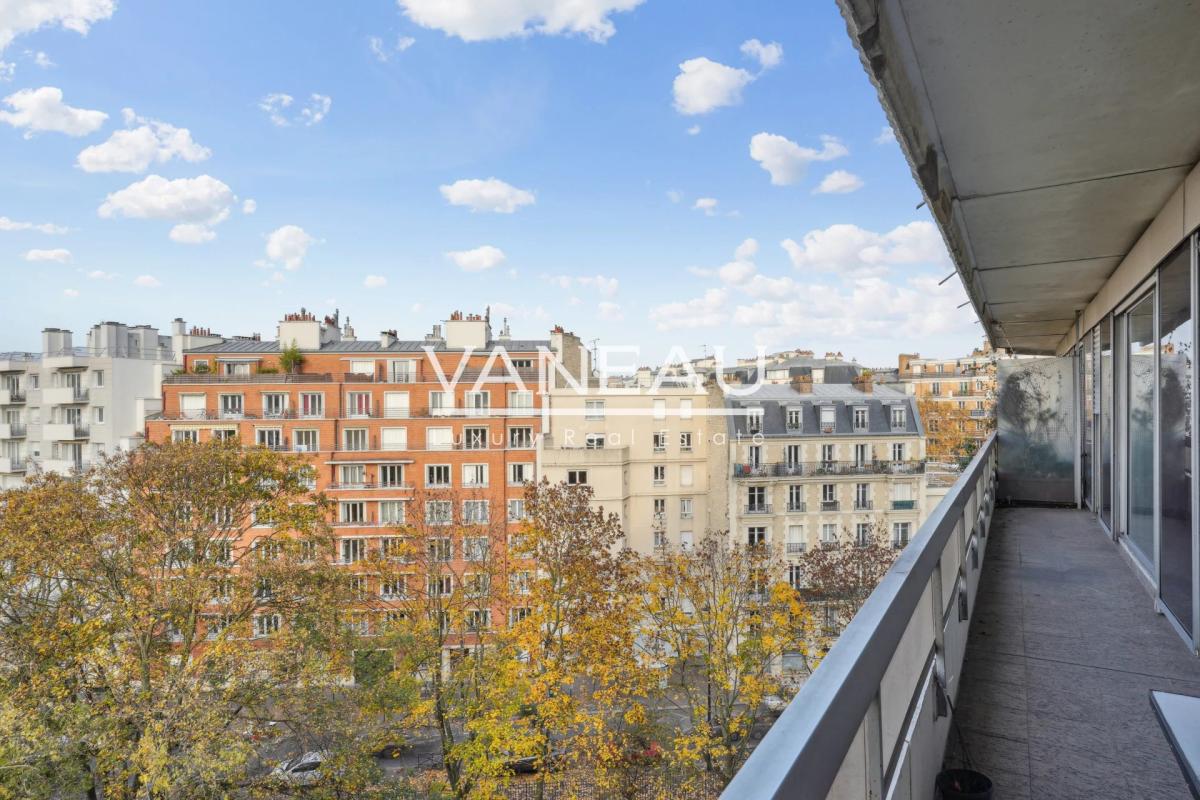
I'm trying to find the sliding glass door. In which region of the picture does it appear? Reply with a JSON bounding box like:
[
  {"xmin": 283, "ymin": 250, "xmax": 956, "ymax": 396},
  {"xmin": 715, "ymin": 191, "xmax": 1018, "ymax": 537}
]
[
  {"xmin": 1126, "ymin": 291, "xmax": 1156, "ymax": 569},
  {"xmin": 1100, "ymin": 318, "xmax": 1114, "ymax": 531},
  {"xmin": 1159, "ymin": 246, "xmax": 1192, "ymax": 635}
]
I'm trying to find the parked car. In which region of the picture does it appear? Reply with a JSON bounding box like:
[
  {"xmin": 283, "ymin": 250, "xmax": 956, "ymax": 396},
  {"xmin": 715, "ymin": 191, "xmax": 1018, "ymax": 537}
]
[
  {"xmin": 504, "ymin": 749, "xmax": 566, "ymax": 775},
  {"xmin": 762, "ymin": 694, "xmax": 790, "ymax": 716},
  {"xmin": 372, "ymin": 741, "xmax": 412, "ymax": 759},
  {"xmin": 270, "ymin": 751, "xmax": 326, "ymax": 785}
]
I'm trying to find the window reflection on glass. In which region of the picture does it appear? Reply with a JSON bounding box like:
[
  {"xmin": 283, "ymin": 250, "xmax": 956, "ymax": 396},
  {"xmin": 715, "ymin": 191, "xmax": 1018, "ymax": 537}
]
[
  {"xmin": 1158, "ymin": 246, "xmax": 1192, "ymax": 634},
  {"xmin": 1126, "ymin": 291, "xmax": 1156, "ymax": 568}
]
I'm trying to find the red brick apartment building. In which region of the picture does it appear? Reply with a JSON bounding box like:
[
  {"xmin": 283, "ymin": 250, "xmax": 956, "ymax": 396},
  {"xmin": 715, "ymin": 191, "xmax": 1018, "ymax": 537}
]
[{"xmin": 144, "ymin": 309, "xmax": 588, "ymax": 645}]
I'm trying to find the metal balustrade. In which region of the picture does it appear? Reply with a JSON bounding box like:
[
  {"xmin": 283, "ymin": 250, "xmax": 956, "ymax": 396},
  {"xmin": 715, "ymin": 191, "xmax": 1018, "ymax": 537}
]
[
  {"xmin": 722, "ymin": 433, "xmax": 996, "ymax": 800},
  {"xmin": 733, "ymin": 461, "xmax": 926, "ymax": 478}
]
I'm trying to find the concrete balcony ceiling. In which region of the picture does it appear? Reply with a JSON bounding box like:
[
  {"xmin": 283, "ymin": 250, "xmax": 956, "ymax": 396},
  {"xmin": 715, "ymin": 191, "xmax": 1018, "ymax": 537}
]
[{"xmin": 838, "ymin": 0, "xmax": 1200, "ymax": 353}]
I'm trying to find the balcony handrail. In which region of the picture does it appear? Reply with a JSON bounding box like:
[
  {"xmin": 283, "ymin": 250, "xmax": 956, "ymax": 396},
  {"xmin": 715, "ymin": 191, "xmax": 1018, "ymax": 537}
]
[
  {"xmin": 722, "ymin": 432, "xmax": 996, "ymax": 800},
  {"xmin": 733, "ymin": 460, "xmax": 926, "ymax": 478}
]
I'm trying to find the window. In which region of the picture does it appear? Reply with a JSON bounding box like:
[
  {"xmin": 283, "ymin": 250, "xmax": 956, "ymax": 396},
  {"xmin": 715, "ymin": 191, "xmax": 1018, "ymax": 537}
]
[
  {"xmin": 680, "ymin": 497, "xmax": 693, "ymax": 519},
  {"xmin": 427, "ymin": 464, "xmax": 451, "ymax": 487},
  {"xmin": 380, "ymin": 427, "xmax": 408, "ymax": 451},
  {"xmin": 381, "ymin": 577, "xmax": 408, "ymax": 599},
  {"xmin": 340, "ymin": 503, "xmax": 366, "ymax": 525},
  {"xmin": 508, "ymin": 427, "xmax": 533, "ymax": 448},
  {"xmin": 892, "ymin": 522, "xmax": 911, "ymax": 548},
  {"xmin": 748, "ymin": 444, "xmax": 762, "ymax": 468},
  {"xmin": 205, "ymin": 614, "xmax": 232, "ymax": 640},
  {"xmin": 347, "ymin": 392, "xmax": 372, "ymax": 417},
  {"xmin": 788, "ymin": 485, "xmax": 804, "ymax": 511},
  {"xmin": 855, "ymin": 523, "xmax": 871, "ymax": 547},
  {"xmin": 300, "ymin": 392, "xmax": 324, "ymax": 418},
  {"xmin": 890, "ymin": 405, "xmax": 906, "ymax": 429},
  {"xmin": 679, "ymin": 398, "xmax": 693, "ymax": 420},
  {"xmin": 819, "ymin": 405, "xmax": 836, "ymax": 433},
  {"xmin": 428, "ymin": 391, "xmax": 451, "ymax": 416},
  {"xmin": 680, "ymin": 431, "xmax": 693, "ymax": 451},
  {"xmin": 180, "ymin": 393, "xmax": 206, "ymax": 419},
  {"xmin": 254, "ymin": 614, "xmax": 281, "ymax": 639},
  {"xmin": 428, "ymin": 538, "xmax": 452, "ymax": 562},
  {"xmin": 746, "ymin": 408, "xmax": 763, "ymax": 434},
  {"xmin": 891, "ymin": 442, "xmax": 905, "ymax": 462},
  {"xmin": 854, "ymin": 443, "xmax": 869, "ymax": 465},
  {"xmin": 931, "ymin": 382, "xmax": 941, "ymax": 396},
  {"xmin": 380, "ymin": 537, "xmax": 409, "ymax": 562},
  {"xmin": 585, "ymin": 399, "xmax": 605, "ymax": 420},
  {"xmin": 463, "ymin": 500, "xmax": 489, "ymax": 523},
  {"xmin": 173, "ymin": 429, "xmax": 198, "ymax": 443},
  {"xmin": 468, "ymin": 609, "xmax": 491, "ymax": 631},
  {"xmin": 653, "ymin": 497, "xmax": 666, "ymax": 518},
  {"xmin": 654, "ymin": 529, "xmax": 667, "ymax": 549},
  {"xmin": 294, "ymin": 429, "xmax": 319, "ymax": 452},
  {"xmin": 653, "ymin": 432, "xmax": 667, "ymax": 452},
  {"xmin": 350, "ymin": 576, "xmax": 369, "ymax": 600},
  {"xmin": 92, "ymin": 369, "xmax": 104, "ymax": 387},
  {"xmin": 853, "ymin": 407, "xmax": 868, "ymax": 430},
  {"xmin": 821, "ymin": 444, "xmax": 834, "ymax": 465},
  {"xmin": 652, "ymin": 399, "xmax": 666, "ymax": 420},
  {"xmin": 219, "ymin": 394, "xmax": 244, "ymax": 419},
  {"xmin": 255, "ymin": 578, "xmax": 274, "ymax": 600},
  {"xmin": 426, "ymin": 427, "xmax": 452, "ymax": 450},
  {"xmin": 93, "ymin": 406, "xmax": 104, "ymax": 424},
  {"xmin": 680, "ymin": 530, "xmax": 694, "ymax": 550},
  {"xmin": 509, "ymin": 463, "xmax": 532, "ymax": 485},
  {"xmin": 340, "ymin": 464, "xmax": 366, "ymax": 487},
  {"xmin": 428, "ymin": 575, "xmax": 453, "ymax": 601},
  {"xmin": 510, "ymin": 571, "xmax": 531, "ymax": 595},
  {"xmin": 747, "ymin": 526, "xmax": 766, "ymax": 546},
  {"xmin": 653, "ymin": 465, "xmax": 666, "ymax": 485},
  {"xmin": 786, "ymin": 525, "xmax": 805, "ymax": 554},
  {"xmin": 382, "ymin": 391, "xmax": 411, "ymax": 420},
  {"xmin": 958, "ymin": 381, "xmax": 969, "ymax": 395},
  {"xmin": 747, "ymin": 485, "xmax": 767, "ymax": 512},
  {"xmin": 464, "ymin": 391, "xmax": 490, "ymax": 416},
  {"xmin": 508, "ymin": 390, "xmax": 533, "ymax": 412},
  {"xmin": 785, "ymin": 444, "xmax": 801, "ymax": 467},
  {"xmin": 680, "ymin": 464, "xmax": 694, "ymax": 487},
  {"xmin": 855, "ymin": 483, "xmax": 870, "ymax": 509},
  {"xmin": 787, "ymin": 565, "xmax": 805, "ymax": 590},
  {"xmin": 510, "ymin": 607, "xmax": 531, "ymax": 626},
  {"xmin": 585, "ymin": 433, "xmax": 606, "ymax": 449},
  {"xmin": 426, "ymin": 501, "xmax": 452, "ymax": 526},
  {"xmin": 462, "ymin": 463, "xmax": 488, "ymax": 487},
  {"xmin": 263, "ymin": 393, "xmax": 288, "ymax": 418},
  {"xmin": 464, "ymin": 537, "xmax": 489, "ymax": 562},
  {"xmin": 380, "ymin": 500, "xmax": 405, "ymax": 524},
  {"xmin": 511, "ymin": 358, "xmax": 532, "ymax": 369},
  {"xmin": 786, "ymin": 408, "xmax": 803, "ymax": 430},
  {"xmin": 379, "ymin": 464, "xmax": 405, "ymax": 487},
  {"xmin": 507, "ymin": 498, "xmax": 527, "ymax": 521},
  {"xmin": 463, "ymin": 426, "xmax": 488, "ymax": 449},
  {"xmin": 389, "ymin": 360, "xmax": 415, "ymax": 382},
  {"xmin": 821, "ymin": 524, "xmax": 837, "ymax": 544},
  {"xmin": 567, "ymin": 470, "xmax": 587, "ymax": 485},
  {"xmin": 343, "ymin": 428, "xmax": 368, "ymax": 451}
]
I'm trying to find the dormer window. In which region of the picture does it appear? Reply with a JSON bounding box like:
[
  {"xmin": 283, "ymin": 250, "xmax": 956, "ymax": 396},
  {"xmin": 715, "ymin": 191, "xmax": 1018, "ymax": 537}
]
[
  {"xmin": 890, "ymin": 406, "xmax": 907, "ymax": 429},
  {"xmin": 746, "ymin": 408, "xmax": 764, "ymax": 435},
  {"xmin": 819, "ymin": 406, "xmax": 836, "ymax": 434},
  {"xmin": 852, "ymin": 406, "xmax": 868, "ymax": 431},
  {"xmin": 786, "ymin": 408, "xmax": 802, "ymax": 431}
]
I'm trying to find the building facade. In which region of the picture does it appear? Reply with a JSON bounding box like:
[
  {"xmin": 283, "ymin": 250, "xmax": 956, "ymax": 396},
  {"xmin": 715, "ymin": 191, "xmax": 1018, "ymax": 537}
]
[
  {"xmin": 0, "ymin": 320, "xmax": 220, "ymax": 488},
  {"xmin": 890, "ymin": 344, "xmax": 996, "ymax": 458},
  {"xmin": 725, "ymin": 381, "xmax": 928, "ymax": 580},
  {"xmin": 538, "ymin": 380, "xmax": 729, "ymax": 554}
]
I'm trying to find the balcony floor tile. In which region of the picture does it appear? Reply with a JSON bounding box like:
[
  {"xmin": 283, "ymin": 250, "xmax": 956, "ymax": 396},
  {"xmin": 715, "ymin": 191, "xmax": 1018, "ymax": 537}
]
[{"xmin": 948, "ymin": 507, "xmax": 1200, "ymax": 800}]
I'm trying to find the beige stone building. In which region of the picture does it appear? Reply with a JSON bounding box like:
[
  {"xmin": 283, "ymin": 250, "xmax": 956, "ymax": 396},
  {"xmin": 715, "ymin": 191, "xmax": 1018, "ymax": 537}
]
[
  {"xmin": 537, "ymin": 380, "xmax": 728, "ymax": 554},
  {"xmin": 724, "ymin": 382, "xmax": 928, "ymax": 585}
]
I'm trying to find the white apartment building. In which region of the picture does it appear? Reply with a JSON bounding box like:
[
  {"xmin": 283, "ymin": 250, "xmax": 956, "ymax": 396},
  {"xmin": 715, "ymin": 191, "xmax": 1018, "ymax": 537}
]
[
  {"xmin": 538, "ymin": 380, "xmax": 729, "ymax": 554},
  {"xmin": 725, "ymin": 383, "xmax": 928, "ymax": 578},
  {"xmin": 0, "ymin": 320, "xmax": 222, "ymax": 487}
]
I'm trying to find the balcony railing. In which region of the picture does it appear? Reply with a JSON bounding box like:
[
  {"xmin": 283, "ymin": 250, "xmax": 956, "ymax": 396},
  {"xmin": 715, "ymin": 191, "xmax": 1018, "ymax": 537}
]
[
  {"xmin": 722, "ymin": 433, "xmax": 996, "ymax": 800},
  {"xmin": 853, "ymin": 500, "xmax": 874, "ymax": 510},
  {"xmin": 892, "ymin": 499, "xmax": 916, "ymax": 510},
  {"xmin": 0, "ymin": 390, "xmax": 25, "ymax": 403},
  {"xmin": 744, "ymin": 503, "xmax": 773, "ymax": 515},
  {"xmin": 733, "ymin": 460, "xmax": 925, "ymax": 478},
  {"xmin": 820, "ymin": 500, "xmax": 840, "ymax": 511},
  {"xmin": 0, "ymin": 423, "xmax": 26, "ymax": 438},
  {"xmin": 786, "ymin": 501, "xmax": 807, "ymax": 512},
  {"xmin": 785, "ymin": 542, "xmax": 806, "ymax": 555}
]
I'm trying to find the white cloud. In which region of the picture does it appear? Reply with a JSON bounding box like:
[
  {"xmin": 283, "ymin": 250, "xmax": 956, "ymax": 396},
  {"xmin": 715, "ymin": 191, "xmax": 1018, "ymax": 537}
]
[
  {"xmin": 77, "ymin": 108, "xmax": 210, "ymax": 173},
  {"xmin": 740, "ymin": 39, "xmax": 783, "ymax": 70},
  {"xmin": 446, "ymin": 245, "xmax": 506, "ymax": 272},
  {"xmin": 133, "ymin": 274, "xmax": 160, "ymax": 288},
  {"xmin": 0, "ymin": 86, "xmax": 105, "ymax": 137},
  {"xmin": 782, "ymin": 221, "xmax": 949, "ymax": 275},
  {"xmin": 397, "ymin": 35, "xmax": 416, "ymax": 51},
  {"xmin": 62, "ymin": 287, "xmax": 78, "ymax": 297},
  {"xmin": 666, "ymin": 189, "xmax": 682, "ymax": 203},
  {"xmin": 98, "ymin": 175, "xmax": 235, "ymax": 243},
  {"xmin": 24, "ymin": 247, "xmax": 70, "ymax": 262},
  {"xmin": 396, "ymin": 0, "xmax": 644, "ymax": 42},
  {"xmin": 734, "ymin": 238, "xmax": 758, "ymax": 261},
  {"xmin": 439, "ymin": 177, "xmax": 534, "ymax": 213},
  {"xmin": 242, "ymin": 198, "xmax": 256, "ymax": 214},
  {"xmin": 548, "ymin": 273, "xmax": 619, "ymax": 297},
  {"xmin": 364, "ymin": 274, "xmax": 388, "ymax": 288},
  {"xmin": 672, "ymin": 57, "xmax": 753, "ymax": 115},
  {"xmin": 0, "ymin": 1, "xmax": 115, "ymax": 56},
  {"xmin": 0, "ymin": 61, "xmax": 12, "ymax": 81},
  {"xmin": 86, "ymin": 269, "xmax": 113, "ymax": 279},
  {"xmin": 370, "ymin": 34, "xmax": 416, "ymax": 61},
  {"xmin": 30, "ymin": 50, "xmax": 54, "ymax": 68},
  {"xmin": 749, "ymin": 132, "xmax": 848, "ymax": 185},
  {"xmin": 259, "ymin": 93, "xmax": 331, "ymax": 127},
  {"xmin": 649, "ymin": 288, "xmax": 729, "ymax": 331},
  {"xmin": 489, "ymin": 301, "xmax": 549, "ymax": 321},
  {"xmin": 264, "ymin": 225, "xmax": 315, "ymax": 270},
  {"xmin": 0, "ymin": 215, "xmax": 66, "ymax": 234},
  {"xmin": 168, "ymin": 223, "xmax": 215, "ymax": 244},
  {"xmin": 692, "ymin": 197, "xmax": 718, "ymax": 216},
  {"xmin": 814, "ymin": 169, "xmax": 864, "ymax": 194},
  {"xmin": 597, "ymin": 301, "xmax": 624, "ymax": 321},
  {"xmin": 874, "ymin": 125, "xmax": 896, "ymax": 145},
  {"xmin": 686, "ymin": 124, "xmax": 700, "ymax": 136}
]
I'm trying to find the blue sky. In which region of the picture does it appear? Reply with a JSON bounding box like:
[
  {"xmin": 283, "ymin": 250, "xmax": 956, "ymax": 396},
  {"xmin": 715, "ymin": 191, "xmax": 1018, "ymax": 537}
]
[{"xmin": 0, "ymin": 0, "xmax": 980, "ymax": 366}]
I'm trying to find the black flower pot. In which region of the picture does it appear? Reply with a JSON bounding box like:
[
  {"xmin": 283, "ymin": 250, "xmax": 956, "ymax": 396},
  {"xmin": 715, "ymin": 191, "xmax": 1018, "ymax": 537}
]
[{"xmin": 936, "ymin": 768, "xmax": 993, "ymax": 800}]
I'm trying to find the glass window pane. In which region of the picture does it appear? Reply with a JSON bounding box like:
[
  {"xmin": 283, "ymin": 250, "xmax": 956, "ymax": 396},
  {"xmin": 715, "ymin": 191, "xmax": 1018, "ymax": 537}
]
[
  {"xmin": 1100, "ymin": 318, "xmax": 1114, "ymax": 529},
  {"xmin": 1159, "ymin": 246, "xmax": 1192, "ymax": 634},
  {"xmin": 1127, "ymin": 291, "xmax": 1156, "ymax": 567}
]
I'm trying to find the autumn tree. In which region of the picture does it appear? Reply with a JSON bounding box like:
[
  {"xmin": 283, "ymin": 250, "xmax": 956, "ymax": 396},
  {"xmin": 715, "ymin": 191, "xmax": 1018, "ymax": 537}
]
[
  {"xmin": 507, "ymin": 480, "xmax": 650, "ymax": 800},
  {"xmin": 637, "ymin": 533, "xmax": 818, "ymax": 789},
  {"xmin": 0, "ymin": 440, "xmax": 391, "ymax": 800},
  {"xmin": 795, "ymin": 522, "xmax": 898, "ymax": 639},
  {"xmin": 919, "ymin": 398, "xmax": 992, "ymax": 462}
]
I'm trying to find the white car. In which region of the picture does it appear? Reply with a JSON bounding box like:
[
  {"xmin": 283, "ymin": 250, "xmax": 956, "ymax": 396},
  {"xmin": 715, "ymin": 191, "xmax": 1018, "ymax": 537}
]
[
  {"xmin": 270, "ymin": 751, "xmax": 326, "ymax": 785},
  {"xmin": 762, "ymin": 694, "xmax": 790, "ymax": 715}
]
